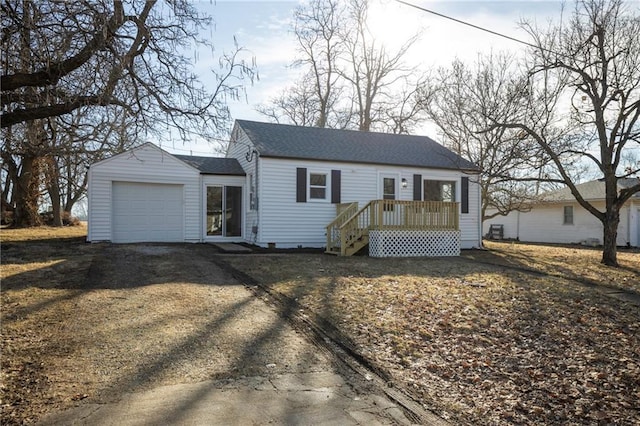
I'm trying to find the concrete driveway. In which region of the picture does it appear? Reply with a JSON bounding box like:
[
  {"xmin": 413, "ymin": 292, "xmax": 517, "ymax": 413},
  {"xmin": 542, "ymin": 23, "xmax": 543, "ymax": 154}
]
[{"xmin": 36, "ymin": 243, "xmax": 417, "ymax": 425}]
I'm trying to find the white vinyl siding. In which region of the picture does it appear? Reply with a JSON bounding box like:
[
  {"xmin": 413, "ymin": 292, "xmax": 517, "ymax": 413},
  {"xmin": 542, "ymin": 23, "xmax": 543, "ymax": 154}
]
[
  {"xmin": 88, "ymin": 143, "xmax": 201, "ymax": 243},
  {"xmin": 226, "ymin": 127, "xmax": 259, "ymax": 242},
  {"xmin": 484, "ymin": 200, "xmax": 635, "ymax": 246},
  {"xmin": 254, "ymin": 157, "xmax": 482, "ymax": 248}
]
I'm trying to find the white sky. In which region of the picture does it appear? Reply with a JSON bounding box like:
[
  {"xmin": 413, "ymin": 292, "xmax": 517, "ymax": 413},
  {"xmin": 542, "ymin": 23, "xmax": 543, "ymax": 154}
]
[{"xmin": 158, "ymin": 0, "xmax": 567, "ymax": 156}]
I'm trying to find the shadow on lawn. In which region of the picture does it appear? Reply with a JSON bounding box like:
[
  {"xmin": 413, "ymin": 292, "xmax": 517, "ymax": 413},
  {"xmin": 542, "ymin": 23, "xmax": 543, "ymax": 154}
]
[
  {"xmin": 213, "ymin": 250, "xmax": 640, "ymax": 424},
  {"xmin": 464, "ymin": 243, "xmax": 640, "ymax": 296},
  {"xmin": 2, "ymin": 242, "xmax": 347, "ymax": 425}
]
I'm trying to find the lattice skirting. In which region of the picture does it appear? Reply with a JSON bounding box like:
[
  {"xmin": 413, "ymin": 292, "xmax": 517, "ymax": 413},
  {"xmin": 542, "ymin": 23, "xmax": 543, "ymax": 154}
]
[{"xmin": 369, "ymin": 230, "xmax": 460, "ymax": 257}]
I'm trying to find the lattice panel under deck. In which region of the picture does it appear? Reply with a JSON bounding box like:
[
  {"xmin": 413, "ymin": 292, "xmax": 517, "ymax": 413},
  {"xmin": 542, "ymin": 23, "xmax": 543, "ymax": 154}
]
[{"xmin": 369, "ymin": 230, "xmax": 460, "ymax": 257}]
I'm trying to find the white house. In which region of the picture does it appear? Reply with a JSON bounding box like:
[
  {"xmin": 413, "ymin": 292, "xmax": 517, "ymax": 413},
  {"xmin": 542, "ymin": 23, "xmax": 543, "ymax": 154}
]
[
  {"xmin": 483, "ymin": 179, "xmax": 640, "ymax": 247},
  {"xmin": 88, "ymin": 120, "xmax": 482, "ymax": 256}
]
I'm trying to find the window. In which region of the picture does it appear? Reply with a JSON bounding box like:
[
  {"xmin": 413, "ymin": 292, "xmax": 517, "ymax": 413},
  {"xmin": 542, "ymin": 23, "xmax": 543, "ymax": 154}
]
[
  {"xmin": 383, "ymin": 177, "xmax": 396, "ymax": 200},
  {"xmin": 382, "ymin": 177, "xmax": 396, "ymax": 211},
  {"xmin": 309, "ymin": 172, "xmax": 328, "ymax": 200},
  {"xmin": 424, "ymin": 180, "xmax": 456, "ymax": 202},
  {"xmin": 296, "ymin": 168, "xmax": 340, "ymax": 203},
  {"xmin": 563, "ymin": 206, "xmax": 574, "ymax": 225}
]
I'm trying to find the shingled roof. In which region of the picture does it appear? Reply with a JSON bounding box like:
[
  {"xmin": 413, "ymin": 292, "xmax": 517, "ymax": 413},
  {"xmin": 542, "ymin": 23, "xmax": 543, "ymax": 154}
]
[
  {"xmin": 174, "ymin": 155, "xmax": 245, "ymax": 175},
  {"xmin": 542, "ymin": 178, "xmax": 640, "ymax": 202},
  {"xmin": 236, "ymin": 120, "xmax": 478, "ymax": 171}
]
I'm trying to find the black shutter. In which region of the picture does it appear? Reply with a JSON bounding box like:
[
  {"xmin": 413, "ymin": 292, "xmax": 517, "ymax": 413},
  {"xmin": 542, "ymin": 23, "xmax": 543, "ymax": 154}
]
[
  {"xmin": 296, "ymin": 168, "xmax": 307, "ymax": 202},
  {"xmin": 331, "ymin": 170, "xmax": 341, "ymax": 204},
  {"xmin": 413, "ymin": 174, "xmax": 422, "ymax": 201},
  {"xmin": 461, "ymin": 176, "xmax": 469, "ymax": 213}
]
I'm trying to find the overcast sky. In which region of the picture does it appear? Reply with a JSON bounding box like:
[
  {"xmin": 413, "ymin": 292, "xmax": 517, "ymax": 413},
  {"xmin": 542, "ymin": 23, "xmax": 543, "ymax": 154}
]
[{"xmin": 159, "ymin": 0, "xmax": 567, "ymax": 156}]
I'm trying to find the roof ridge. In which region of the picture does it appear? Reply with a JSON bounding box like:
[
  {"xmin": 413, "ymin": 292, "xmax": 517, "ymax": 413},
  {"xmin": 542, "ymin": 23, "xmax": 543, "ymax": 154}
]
[{"xmin": 235, "ymin": 119, "xmax": 479, "ymax": 171}]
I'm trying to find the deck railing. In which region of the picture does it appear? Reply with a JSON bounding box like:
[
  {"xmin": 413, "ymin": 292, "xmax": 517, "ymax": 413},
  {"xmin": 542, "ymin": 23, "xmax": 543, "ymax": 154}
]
[
  {"xmin": 326, "ymin": 202, "xmax": 359, "ymax": 253},
  {"xmin": 332, "ymin": 200, "xmax": 459, "ymax": 256},
  {"xmin": 373, "ymin": 200, "xmax": 459, "ymax": 230}
]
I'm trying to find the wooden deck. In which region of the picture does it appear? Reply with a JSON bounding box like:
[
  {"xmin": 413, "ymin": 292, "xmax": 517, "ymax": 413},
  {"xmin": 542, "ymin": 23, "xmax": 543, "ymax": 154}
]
[{"xmin": 326, "ymin": 200, "xmax": 459, "ymax": 256}]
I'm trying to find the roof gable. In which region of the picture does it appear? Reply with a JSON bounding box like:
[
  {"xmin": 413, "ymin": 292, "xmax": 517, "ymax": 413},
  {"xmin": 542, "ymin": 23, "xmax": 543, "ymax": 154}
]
[
  {"xmin": 235, "ymin": 120, "xmax": 478, "ymax": 171},
  {"xmin": 90, "ymin": 142, "xmax": 200, "ymax": 173}
]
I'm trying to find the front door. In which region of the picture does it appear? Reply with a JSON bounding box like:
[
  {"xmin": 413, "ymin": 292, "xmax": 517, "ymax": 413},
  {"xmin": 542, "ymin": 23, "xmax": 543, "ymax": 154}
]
[
  {"xmin": 206, "ymin": 186, "xmax": 242, "ymax": 237},
  {"xmin": 379, "ymin": 174, "xmax": 399, "ymax": 212}
]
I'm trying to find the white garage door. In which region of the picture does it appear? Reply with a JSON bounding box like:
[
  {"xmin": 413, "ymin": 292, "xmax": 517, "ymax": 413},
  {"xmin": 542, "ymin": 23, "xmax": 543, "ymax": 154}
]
[{"xmin": 112, "ymin": 182, "xmax": 184, "ymax": 243}]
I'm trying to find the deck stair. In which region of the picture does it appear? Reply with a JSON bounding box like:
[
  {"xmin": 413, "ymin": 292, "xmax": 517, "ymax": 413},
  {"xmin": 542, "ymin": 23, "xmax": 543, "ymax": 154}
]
[
  {"xmin": 325, "ymin": 202, "xmax": 359, "ymax": 255},
  {"xmin": 326, "ymin": 200, "xmax": 460, "ymax": 257}
]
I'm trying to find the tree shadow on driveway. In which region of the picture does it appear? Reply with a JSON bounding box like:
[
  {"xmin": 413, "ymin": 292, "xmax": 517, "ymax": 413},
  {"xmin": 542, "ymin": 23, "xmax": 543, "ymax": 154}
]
[{"xmin": 2, "ymin": 242, "xmax": 402, "ymax": 425}]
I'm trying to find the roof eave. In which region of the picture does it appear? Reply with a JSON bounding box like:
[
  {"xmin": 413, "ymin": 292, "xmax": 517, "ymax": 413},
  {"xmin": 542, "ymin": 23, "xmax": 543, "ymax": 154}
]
[{"xmin": 257, "ymin": 153, "xmax": 479, "ymax": 173}]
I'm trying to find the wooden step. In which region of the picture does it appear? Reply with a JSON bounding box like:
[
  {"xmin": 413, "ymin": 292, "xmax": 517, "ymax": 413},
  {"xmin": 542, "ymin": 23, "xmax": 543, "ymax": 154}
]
[{"xmin": 324, "ymin": 248, "xmax": 341, "ymax": 255}]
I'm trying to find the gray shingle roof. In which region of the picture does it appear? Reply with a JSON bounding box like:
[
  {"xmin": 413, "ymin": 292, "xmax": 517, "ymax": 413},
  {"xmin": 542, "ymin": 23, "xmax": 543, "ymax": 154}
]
[
  {"xmin": 236, "ymin": 120, "xmax": 478, "ymax": 171},
  {"xmin": 174, "ymin": 155, "xmax": 245, "ymax": 175},
  {"xmin": 542, "ymin": 178, "xmax": 640, "ymax": 202}
]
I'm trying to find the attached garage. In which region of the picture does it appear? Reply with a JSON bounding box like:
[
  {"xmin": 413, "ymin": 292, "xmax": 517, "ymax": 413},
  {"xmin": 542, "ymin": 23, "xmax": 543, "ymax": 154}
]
[
  {"xmin": 87, "ymin": 143, "xmax": 202, "ymax": 243},
  {"xmin": 87, "ymin": 142, "xmax": 246, "ymax": 244},
  {"xmin": 111, "ymin": 182, "xmax": 184, "ymax": 243}
]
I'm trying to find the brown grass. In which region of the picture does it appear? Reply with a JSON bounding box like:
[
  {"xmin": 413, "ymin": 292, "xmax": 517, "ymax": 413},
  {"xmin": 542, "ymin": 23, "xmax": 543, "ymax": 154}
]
[
  {"xmin": 1, "ymin": 225, "xmax": 87, "ymax": 242},
  {"xmin": 2, "ymin": 228, "xmax": 639, "ymax": 425},
  {"xmin": 1, "ymin": 227, "xmax": 327, "ymax": 425},
  {"xmin": 222, "ymin": 244, "xmax": 640, "ymax": 425}
]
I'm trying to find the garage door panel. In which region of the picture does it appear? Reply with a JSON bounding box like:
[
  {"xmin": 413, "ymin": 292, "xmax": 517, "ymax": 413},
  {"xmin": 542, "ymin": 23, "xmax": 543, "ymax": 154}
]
[{"xmin": 112, "ymin": 182, "xmax": 184, "ymax": 243}]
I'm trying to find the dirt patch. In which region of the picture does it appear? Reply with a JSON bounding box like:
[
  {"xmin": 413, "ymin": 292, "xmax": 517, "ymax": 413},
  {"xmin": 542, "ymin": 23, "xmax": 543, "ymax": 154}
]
[
  {"xmin": 221, "ymin": 246, "xmax": 640, "ymax": 425},
  {"xmin": 1, "ymin": 231, "xmax": 334, "ymax": 425}
]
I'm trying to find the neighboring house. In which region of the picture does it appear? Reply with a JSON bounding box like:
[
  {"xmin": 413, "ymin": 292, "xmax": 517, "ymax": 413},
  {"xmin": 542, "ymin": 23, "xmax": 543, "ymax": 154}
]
[
  {"xmin": 483, "ymin": 179, "xmax": 640, "ymax": 247},
  {"xmin": 88, "ymin": 120, "xmax": 482, "ymax": 256}
]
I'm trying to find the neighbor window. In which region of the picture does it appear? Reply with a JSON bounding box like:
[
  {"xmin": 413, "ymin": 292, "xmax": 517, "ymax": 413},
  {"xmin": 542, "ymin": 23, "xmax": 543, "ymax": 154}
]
[
  {"xmin": 309, "ymin": 172, "xmax": 328, "ymax": 200},
  {"xmin": 424, "ymin": 180, "xmax": 456, "ymax": 202},
  {"xmin": 563, "ymin": 206, "xmax": 574, "ymax": 225}
]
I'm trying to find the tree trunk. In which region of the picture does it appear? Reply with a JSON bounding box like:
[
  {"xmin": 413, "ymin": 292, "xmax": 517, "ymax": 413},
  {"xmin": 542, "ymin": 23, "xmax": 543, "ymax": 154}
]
[
  {"xmin": 601, "ymin": 207, "xmax": 619, "ymax": 267},
  {"xmin": 13, "ymin": 155, "xmax": 42, "ymax": 227},
  {"xmin": 44, "ymin": 156, "xmax": 63, "ymax": 226},
  {"xmin": 48, "ymin": 182, "xmax": 62, "ymax": 226}
]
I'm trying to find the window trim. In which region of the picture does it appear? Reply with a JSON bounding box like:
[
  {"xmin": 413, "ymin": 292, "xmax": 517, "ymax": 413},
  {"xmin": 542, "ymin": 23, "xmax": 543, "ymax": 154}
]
[
  {"xmin": 563, "ymin": 205, "xmax": 574, "ymax": 225},
  {"xmin": 307, "ymin": 170, "xmax": 331, "ymax": 202}
]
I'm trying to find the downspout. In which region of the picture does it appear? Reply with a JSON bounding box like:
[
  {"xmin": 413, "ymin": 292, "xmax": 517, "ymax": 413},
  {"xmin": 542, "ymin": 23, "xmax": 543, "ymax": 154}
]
[
  {"xmin": 86, "ymin": 165, "xmax": 92, "ymax": 242},
  {"xmin": 254, "ymin": 151, "xmax": 260, "ymax": 244},
  {"xmin": 245, "ymin": 148, "xmax": 260, "ymax": 244},
  {"xmin": 627, "ymin": 203, "xmax": 631, "ymax": 246},
  {"xmin": 476, "ymin": 174, "xmax": 483, "ymax": 249}
]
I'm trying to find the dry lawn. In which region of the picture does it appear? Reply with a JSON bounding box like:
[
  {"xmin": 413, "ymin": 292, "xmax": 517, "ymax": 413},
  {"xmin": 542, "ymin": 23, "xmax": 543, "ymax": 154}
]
[
  {"xmin": 1, "ymin": 227, "xmax": 329, "ymax": 425},
  {"xmin": 2, "ymin": 227, "xmax": 638, "ymax": 425},
  {"xmin": 222, "ymin": 243, "xmax": 640, "ymax": 425}
]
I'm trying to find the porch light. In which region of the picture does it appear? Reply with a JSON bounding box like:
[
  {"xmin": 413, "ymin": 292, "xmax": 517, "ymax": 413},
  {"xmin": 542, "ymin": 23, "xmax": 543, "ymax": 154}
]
[{"xmin": 401, "ymin": 178, "xmax": 408, "ymax": 189}]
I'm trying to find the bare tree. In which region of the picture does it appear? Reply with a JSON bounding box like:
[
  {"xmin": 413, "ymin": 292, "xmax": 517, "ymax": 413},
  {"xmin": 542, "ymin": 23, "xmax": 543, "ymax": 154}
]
[
  {"xmin": 257, "ymin": 0, "xmax": 425, "ymax": 133},
  {"xmin": 489, "ymin": 0, "xmax": 640, "ymax": 266},
  {"xmin": 340, "ymin": 0, "xmax": 423, "ymax": 132},
  {"xmin": 256, "ymin": 73, "xmax": 323, "ymax": 127},
  {"xmin": 1, "ymin": 0, "xmax": 256, "ymax": 226},
  {"xmin": 292, "ymin": 0, "xmax": 346, "ymax": 128},
  {"xmin": 422, "ymin": 54, "xmax": 559, "ymax": 221}
]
